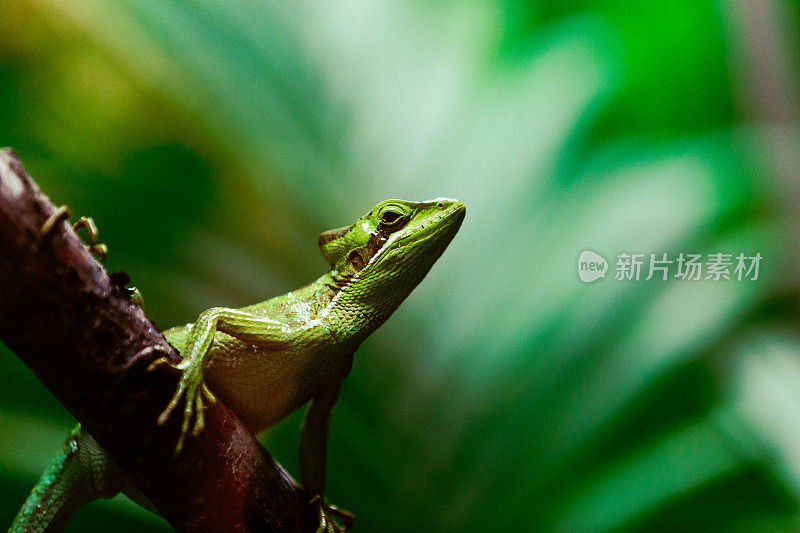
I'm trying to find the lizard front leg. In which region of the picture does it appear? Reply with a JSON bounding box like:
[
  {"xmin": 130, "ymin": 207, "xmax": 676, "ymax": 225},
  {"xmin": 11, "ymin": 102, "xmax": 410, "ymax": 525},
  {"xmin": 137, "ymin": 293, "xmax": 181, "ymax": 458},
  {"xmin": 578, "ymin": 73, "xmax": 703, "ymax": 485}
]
[
  {"xmin": 301, "ymin": 383, "xmax": 354, "ymax": 532},
  {"xmin": 149, "ymin": 307, "xmax": 292, "ymax": 453}
]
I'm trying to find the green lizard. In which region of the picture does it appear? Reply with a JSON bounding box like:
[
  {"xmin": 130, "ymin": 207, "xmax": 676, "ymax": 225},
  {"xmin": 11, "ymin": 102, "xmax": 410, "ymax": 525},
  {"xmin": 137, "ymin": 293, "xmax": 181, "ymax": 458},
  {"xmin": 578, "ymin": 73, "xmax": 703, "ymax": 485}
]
[{"xmin": 9, "ymin": 198, "xmax": 465, "ymax": 533}]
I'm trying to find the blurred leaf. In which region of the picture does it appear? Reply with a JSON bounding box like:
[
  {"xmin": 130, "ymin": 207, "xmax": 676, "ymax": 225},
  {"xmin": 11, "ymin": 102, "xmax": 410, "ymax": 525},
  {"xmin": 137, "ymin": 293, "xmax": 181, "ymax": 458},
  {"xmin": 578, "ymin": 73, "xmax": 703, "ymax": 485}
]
[{"xmin": 1, "ymin": 0, "xmax": 799, "ymax": 531}]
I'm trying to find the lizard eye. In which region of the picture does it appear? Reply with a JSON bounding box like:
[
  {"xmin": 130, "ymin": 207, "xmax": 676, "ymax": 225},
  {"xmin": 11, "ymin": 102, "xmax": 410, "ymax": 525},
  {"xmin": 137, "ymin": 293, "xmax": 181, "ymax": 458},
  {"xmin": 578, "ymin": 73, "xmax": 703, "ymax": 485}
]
[
  {"xmin": 381, "ymin": 211, "xmax": 401, "ymax": 224},
  {"xmin": 378, "ymin": 206, "xmax": 407, "ymax": 230}
]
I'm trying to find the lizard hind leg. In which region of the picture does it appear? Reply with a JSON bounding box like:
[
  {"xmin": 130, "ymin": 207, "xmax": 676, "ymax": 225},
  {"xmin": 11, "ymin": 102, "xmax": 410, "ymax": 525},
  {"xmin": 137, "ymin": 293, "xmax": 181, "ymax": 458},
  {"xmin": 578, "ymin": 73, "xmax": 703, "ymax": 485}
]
[
  {"xmin": 9, "ymin": 425, "xmax": 128, "ymax": 533},
  {"xmin": 39, "ymin": 206, "xmax": 108, "ymax": 262},
  {"xmin": 72, "ymin": 216, "xmax": 108, "ymax": 263}
]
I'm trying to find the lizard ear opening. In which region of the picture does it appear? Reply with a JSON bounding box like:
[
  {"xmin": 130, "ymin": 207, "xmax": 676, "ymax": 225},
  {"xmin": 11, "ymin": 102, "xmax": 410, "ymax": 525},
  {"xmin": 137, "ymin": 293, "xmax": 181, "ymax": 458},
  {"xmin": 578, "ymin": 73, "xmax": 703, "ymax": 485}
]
[{"xmin": 318, "ymin": 224, "xmax": 352, "ymax": 266}]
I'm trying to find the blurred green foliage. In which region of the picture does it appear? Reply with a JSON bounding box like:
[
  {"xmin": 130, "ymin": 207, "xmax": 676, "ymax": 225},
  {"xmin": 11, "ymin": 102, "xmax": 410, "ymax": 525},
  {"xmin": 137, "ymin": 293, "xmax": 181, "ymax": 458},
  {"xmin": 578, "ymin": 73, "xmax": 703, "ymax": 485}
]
[{"xmin": 1, "ymin": 0, "xmax": 800, "ymax": 531}]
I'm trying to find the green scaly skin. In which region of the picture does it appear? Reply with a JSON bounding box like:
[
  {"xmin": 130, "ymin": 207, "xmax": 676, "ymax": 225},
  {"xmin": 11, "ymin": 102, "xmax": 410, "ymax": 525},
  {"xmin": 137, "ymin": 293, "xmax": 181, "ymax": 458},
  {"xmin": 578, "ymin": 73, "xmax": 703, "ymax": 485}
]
[{"xmin": 9, "ymin": 198, "xmax": 465, "ymax": 533}]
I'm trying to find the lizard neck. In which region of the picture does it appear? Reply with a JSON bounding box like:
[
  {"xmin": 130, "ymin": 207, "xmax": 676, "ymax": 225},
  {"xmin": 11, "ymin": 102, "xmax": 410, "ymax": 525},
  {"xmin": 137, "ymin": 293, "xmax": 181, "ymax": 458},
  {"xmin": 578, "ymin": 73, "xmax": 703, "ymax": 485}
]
[{"xmin": 318, "ymin": 267, "xmax": 416, "ymax": 348}]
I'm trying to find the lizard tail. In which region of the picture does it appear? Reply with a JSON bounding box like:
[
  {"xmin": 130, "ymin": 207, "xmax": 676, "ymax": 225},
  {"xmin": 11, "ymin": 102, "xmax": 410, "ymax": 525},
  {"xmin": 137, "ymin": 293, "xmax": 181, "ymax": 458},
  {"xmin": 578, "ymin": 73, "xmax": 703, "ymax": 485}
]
[{"xmin": 8, "ymin": 425, "xmax": 125, "ymax": 533}]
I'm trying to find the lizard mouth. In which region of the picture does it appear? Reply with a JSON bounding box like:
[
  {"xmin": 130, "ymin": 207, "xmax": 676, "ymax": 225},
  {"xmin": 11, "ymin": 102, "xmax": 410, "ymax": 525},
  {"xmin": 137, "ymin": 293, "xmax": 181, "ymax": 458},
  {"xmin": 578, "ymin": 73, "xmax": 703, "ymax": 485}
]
[{"xmin": 412, "ymin": 200, "xmax": 465, "ymax": 243}]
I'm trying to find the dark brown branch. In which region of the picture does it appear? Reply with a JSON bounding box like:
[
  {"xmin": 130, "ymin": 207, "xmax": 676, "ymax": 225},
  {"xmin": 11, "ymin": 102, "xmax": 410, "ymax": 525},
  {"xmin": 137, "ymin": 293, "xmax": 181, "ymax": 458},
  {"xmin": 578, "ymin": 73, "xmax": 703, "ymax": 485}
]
[{"xmin": 0, "ymin": 149, "xmax": 316, "ymax": 532}]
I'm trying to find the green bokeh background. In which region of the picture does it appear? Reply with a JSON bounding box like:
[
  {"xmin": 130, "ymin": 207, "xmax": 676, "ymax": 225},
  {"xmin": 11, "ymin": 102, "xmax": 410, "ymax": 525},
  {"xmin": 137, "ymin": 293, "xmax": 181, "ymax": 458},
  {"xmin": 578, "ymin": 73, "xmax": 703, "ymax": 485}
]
[{"xmin": 2, "ymin": 0, "xmax": 800, "ymax": 531}]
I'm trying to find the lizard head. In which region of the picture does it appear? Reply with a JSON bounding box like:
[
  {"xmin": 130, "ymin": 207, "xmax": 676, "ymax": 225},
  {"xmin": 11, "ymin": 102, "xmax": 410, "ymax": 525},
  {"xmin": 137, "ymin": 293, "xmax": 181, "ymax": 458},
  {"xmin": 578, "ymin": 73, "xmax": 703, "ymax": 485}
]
[{"xmin": 319, "ymin": 198, "xmax": 465, "ymax": 322}]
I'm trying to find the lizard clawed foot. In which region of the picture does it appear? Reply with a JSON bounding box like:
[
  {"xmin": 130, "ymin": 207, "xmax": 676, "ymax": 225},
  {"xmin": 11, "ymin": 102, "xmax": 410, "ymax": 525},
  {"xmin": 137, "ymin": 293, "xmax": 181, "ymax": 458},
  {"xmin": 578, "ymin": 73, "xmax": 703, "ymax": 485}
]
[
  {"xmin": 72, "ymin": 216, "xmax": 108, "ymax": 262},
  {"xmin": 146, "ymin": 356, "xmax": 182, "ymax": 374},
  {"xmin": 40, "ymin": 206, "xmax": 108, "ymax": 262},
  {"xmin": 40, "ymin": 205, "xmax": 70, "ymax": 236},
  {"xmin": 311, "ymin": 495, "xmax": 354, "ymax": 533},
  {"xmin": 148, "ymin": 357, "xmax": 217, "ymax": 454}
]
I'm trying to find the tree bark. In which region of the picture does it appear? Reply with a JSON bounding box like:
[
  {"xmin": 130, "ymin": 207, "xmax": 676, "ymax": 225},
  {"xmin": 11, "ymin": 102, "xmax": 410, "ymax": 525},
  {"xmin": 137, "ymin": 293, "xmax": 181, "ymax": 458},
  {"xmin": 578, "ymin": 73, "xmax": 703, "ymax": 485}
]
[{"xmin": 0, "ymin": 149, "xmax": 316, "ymax": 532}]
